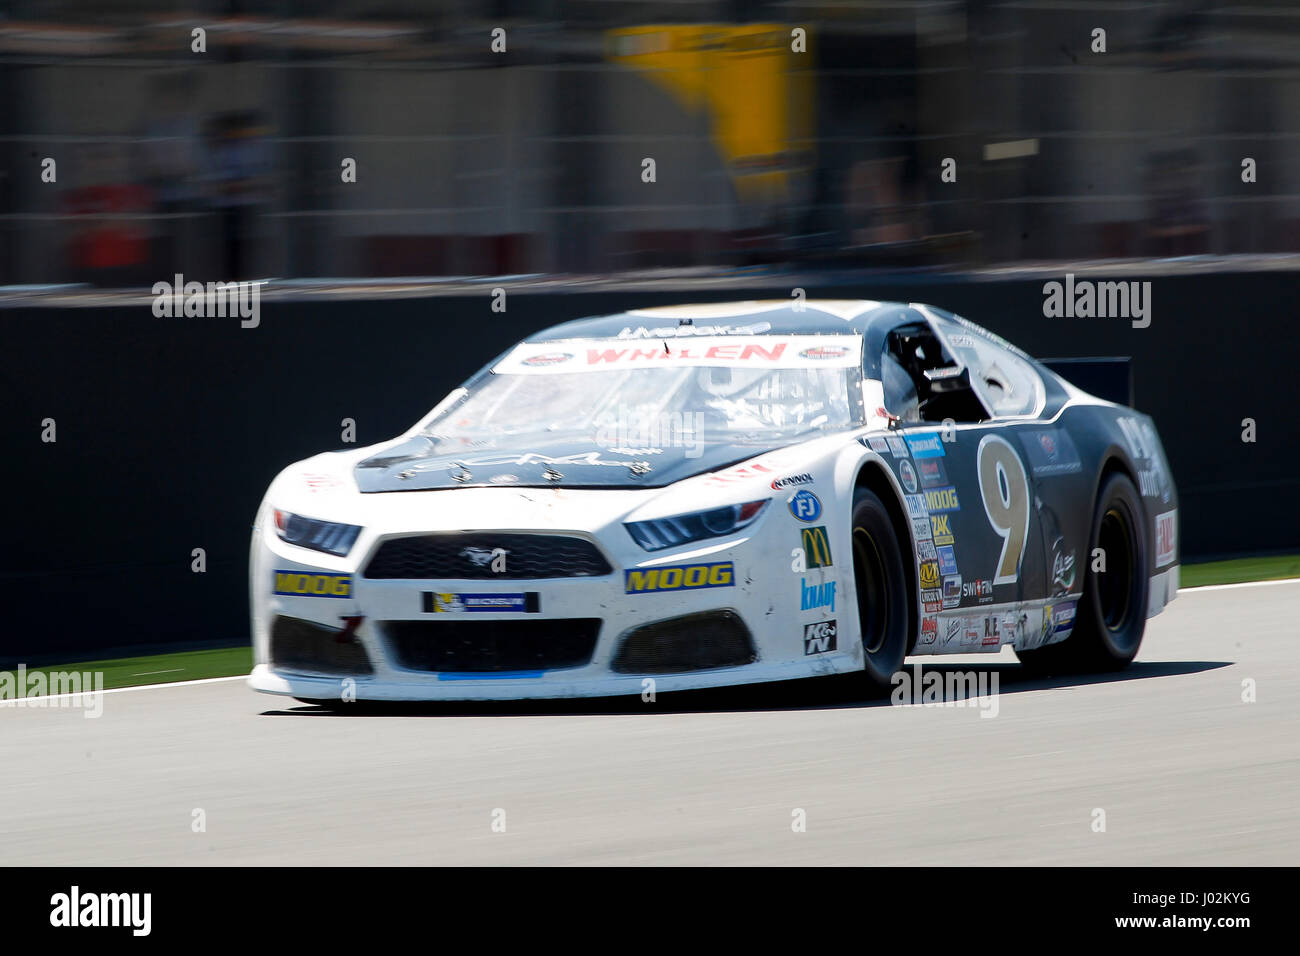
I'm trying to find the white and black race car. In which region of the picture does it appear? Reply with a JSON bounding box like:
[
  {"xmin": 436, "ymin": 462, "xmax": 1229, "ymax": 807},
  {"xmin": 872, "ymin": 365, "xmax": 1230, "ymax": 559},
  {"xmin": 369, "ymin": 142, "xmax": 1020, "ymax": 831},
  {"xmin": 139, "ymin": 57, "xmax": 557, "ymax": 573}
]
[{"xmin": 248, "ymin": 300, "xmax": 1179, "ymax": 702}]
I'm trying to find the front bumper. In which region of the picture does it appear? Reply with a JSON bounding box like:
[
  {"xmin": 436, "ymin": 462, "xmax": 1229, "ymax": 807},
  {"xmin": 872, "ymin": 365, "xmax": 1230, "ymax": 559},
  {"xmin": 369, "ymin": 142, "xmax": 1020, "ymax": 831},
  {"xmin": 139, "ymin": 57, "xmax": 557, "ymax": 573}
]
[{"xmin": 248, "ymin": 492, "xmax": 858, "ymax": 701}]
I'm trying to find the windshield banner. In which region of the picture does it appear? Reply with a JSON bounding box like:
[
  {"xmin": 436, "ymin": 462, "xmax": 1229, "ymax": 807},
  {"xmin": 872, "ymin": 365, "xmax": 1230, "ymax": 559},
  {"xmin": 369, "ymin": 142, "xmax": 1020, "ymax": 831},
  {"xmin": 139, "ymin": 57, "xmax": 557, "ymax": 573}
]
[{"xmin": 494, "ymin": 335, "xmax": 862, "ymax": 374}]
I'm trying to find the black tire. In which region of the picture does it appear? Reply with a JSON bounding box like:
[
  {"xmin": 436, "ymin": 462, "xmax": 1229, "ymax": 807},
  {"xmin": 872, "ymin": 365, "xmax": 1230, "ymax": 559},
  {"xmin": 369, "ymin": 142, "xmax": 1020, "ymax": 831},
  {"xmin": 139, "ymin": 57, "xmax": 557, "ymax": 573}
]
[
  {"xmin": 849, "ymin": 486, "xmax": 911, "ymax": 695},
  {"xmin": 1019, "ymin": 471, "xmax": 1149, "ymax": 674}
]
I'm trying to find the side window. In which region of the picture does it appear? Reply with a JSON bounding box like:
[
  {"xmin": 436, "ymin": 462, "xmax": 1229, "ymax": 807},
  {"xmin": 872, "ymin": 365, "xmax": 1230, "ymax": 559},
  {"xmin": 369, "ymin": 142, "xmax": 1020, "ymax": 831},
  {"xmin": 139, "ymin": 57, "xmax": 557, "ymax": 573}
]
[
  {"xmin": 880, "ymin": 352, "xmax": 921, "ymax": 422},
  {"xmin": 883, "ymin": 324, "xmax": 990, "ymax": 424},
  {"xmin": 953, "ymin": 336, "xmax": 1044, "ymax": 418}
]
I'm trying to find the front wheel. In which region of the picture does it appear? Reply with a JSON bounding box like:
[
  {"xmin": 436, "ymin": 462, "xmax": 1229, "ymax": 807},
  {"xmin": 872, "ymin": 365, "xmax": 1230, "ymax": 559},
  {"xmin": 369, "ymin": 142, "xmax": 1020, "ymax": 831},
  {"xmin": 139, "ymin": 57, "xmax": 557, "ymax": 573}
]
[
  {"xmin": 850, "ymin": 487, "xmax": 911, "ymax": 695},
  {"xmin": 1019, "ymin": 471, "xmax": 1149, "ymax": 674}
]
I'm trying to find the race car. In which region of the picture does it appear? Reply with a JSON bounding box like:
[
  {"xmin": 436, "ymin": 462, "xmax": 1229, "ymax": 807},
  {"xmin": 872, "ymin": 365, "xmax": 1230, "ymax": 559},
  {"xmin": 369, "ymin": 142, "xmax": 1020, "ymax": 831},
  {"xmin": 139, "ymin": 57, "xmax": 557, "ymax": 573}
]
[{"xmin": 247, "ymin": 299, "xmax": 1179, "ymax": 702}]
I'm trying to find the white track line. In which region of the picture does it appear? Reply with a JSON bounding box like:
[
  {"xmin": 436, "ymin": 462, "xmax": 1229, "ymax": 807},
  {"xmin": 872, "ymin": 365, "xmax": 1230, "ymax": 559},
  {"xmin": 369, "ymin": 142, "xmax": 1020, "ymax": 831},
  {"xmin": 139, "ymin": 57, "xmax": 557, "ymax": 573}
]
[
  {"xmin": 0, "ymin": 674, "xmax": 246, "ymax": 707},
  {"xmin": 1180, "ymin": 577, "xmax": 1300, "ymax": 593}
]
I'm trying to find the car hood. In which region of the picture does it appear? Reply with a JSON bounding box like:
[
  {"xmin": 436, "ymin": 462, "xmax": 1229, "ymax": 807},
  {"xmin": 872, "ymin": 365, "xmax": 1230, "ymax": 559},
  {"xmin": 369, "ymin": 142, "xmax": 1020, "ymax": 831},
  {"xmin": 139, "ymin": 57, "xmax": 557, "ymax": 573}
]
[{"xmin": 353, "ymin": 435, "xmax": 789, "ymax": 492}]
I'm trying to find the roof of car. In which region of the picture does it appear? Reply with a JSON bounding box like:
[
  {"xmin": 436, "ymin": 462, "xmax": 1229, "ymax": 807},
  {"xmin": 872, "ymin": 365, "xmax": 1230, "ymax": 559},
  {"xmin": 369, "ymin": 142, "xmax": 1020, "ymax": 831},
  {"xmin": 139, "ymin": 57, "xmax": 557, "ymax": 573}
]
[{"xmin": 529, "ymin": 300, "xmax": 930, "ymax": 342}]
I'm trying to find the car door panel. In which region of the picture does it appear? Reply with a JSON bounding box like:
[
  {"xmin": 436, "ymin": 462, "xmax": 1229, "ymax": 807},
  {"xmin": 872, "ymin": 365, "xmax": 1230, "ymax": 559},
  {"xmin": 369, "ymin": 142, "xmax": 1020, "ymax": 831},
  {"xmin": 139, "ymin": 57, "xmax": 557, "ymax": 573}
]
[{"xmin": 897, "ymin": 423, "xmax": 1049, "ymax": 614}]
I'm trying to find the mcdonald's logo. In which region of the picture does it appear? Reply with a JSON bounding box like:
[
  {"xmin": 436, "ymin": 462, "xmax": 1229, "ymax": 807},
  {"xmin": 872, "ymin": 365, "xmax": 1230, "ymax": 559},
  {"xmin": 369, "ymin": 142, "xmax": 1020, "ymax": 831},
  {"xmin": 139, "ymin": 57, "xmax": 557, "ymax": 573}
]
[{"xmin": 801, "ymin": 525, "xmax": 833, "ymax": 569}]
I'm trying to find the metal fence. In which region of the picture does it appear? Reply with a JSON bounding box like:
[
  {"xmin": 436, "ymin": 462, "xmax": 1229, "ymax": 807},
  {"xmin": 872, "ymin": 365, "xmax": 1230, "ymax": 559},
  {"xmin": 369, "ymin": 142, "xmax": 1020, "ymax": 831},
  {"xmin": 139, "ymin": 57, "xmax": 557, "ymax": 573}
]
[{"xmin": 2, "ymin": 0, "xmax": 1297, "ymax": 285}]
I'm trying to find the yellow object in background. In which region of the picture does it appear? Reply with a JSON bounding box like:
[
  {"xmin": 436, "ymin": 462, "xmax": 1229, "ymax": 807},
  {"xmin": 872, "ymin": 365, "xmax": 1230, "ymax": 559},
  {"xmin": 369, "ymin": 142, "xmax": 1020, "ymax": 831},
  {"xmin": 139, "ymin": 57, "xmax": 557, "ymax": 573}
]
[{"xmin": 608, "ymin": 24, "xmax": 814, "ymax": 204}]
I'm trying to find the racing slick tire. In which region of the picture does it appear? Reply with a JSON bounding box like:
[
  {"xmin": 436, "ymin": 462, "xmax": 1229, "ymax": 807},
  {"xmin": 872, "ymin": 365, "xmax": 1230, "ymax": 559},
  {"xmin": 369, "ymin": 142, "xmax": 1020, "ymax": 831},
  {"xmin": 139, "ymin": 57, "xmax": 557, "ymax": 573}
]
[
  {"xmin": 1019, "ymin": 471, "xmax": 1149, "ymax": 675},
  {"xmin": 850, "ymin": 486, "xmax": 911, "ymax": 696}
]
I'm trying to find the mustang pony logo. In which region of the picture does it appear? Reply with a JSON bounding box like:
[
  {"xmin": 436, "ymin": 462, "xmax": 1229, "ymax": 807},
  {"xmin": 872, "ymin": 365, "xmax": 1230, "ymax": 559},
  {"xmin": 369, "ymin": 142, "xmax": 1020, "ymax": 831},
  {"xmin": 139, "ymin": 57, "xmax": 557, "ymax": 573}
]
[{"xmin": 460, "ymin": 546, "xmax": 508, "ymax": 573}]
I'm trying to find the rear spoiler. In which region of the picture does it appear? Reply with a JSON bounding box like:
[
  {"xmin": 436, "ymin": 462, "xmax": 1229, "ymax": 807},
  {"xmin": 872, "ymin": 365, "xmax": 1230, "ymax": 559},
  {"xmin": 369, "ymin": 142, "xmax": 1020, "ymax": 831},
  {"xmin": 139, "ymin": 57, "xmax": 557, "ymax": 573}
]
[{"xmin": 1040, "ymin": 357, "xmax": 1133, "ymax": 407}]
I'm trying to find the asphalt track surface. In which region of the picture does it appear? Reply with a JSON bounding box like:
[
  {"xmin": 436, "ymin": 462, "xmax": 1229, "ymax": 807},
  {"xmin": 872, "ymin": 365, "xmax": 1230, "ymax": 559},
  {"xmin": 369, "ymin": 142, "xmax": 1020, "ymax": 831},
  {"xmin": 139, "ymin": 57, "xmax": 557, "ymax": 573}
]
[{"xmin": 4, "ymin": 582, "xmax": 1297, "ymax": 865}]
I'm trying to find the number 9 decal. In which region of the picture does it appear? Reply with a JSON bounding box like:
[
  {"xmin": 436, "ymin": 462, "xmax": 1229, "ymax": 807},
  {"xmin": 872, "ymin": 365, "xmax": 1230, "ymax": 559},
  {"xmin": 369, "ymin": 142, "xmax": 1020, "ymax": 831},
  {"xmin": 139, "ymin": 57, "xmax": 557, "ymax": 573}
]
[{"xmin": 977, "ymin": 435, "xmax": 1030, "ymax": 584}]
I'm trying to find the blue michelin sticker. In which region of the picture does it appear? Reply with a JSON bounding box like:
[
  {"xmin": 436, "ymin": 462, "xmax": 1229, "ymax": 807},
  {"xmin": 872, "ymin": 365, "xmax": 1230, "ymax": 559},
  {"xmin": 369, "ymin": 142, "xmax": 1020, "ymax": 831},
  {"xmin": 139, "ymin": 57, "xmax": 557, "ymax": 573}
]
[
  {"xmin": 905, "ymin": 433, "xmax": 946, "ymax": 459},
  {"xmin": 423, "ymin": 592, "xmax": 538, "ymax": 613},
  {"xmin": 788, "ymin": 489, "xmax": 822, "ymax": 522},
  {"xmin": 1051, "ymin": 601, "xmax": 1078, "ymax": 634}
]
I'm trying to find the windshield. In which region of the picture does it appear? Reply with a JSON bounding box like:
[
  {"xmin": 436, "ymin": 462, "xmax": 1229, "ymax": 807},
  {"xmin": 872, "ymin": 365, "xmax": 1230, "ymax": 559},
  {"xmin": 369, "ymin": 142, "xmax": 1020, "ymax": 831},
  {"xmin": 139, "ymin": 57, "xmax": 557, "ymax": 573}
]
[{"xmin": 423, "ymin": 336, "xmax": 865, "ymax": 450}]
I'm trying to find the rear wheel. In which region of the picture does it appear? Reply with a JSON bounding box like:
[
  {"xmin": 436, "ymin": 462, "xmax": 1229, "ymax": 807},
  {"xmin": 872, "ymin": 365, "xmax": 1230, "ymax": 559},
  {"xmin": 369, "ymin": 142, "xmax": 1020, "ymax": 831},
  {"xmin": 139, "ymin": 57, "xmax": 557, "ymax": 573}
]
[
  {"xmin": 850, "ymin": 487, "xmax": 911, "ymax": 695},
  {"xmin": 1019, "ymin": 471, "xmax": 1149, "ymax": 674}
]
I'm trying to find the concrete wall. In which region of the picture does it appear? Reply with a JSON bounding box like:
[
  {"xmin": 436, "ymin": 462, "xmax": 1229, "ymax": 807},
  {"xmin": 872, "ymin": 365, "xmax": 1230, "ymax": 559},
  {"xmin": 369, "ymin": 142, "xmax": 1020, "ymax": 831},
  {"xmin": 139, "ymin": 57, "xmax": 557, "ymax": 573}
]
[{"xmin": 2, "ymin": 270, "xmax": 1294, "ymax": 663}]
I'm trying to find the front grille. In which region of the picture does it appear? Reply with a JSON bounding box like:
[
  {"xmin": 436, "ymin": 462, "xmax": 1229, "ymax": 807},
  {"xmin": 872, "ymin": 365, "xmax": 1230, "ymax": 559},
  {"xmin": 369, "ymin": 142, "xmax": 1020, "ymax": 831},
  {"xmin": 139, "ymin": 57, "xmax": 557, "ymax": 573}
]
[
  {"xmin": 612, "ymin": 610, "xmax": 756, "ymax": 674},
  {"xmin": 364, "ymin": 533, "xmax": 612, "ymax": 580},
  {"xmin": 270, "ymin": 615, "xmax": 374, "ymax": 676},
  {"xmin": 384, "ymin": 619, "xmax": 600, "ymax": 673}
]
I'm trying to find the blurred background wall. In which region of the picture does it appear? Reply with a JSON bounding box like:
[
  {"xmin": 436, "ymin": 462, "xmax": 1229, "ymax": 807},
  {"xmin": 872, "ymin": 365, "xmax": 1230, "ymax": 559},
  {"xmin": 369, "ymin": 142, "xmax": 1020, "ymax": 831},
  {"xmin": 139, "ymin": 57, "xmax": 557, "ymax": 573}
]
[{"xmin": 2, "ymin": 0, "xmax": 1297, "ymax": 286}]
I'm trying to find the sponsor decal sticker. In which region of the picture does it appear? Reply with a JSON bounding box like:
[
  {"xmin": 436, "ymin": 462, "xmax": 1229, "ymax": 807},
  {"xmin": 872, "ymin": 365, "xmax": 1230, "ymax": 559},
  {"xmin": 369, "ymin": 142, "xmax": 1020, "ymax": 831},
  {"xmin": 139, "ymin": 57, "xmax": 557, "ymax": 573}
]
[
  {"xmin": 625, "ymin": 561, "xmax": 735, "ymax": 594},
  {"xmin": 920, "ymin": 616, "xmax": 938, "ymax": 645},
  {"xmin": 803, "ymin": 620, "xmax": 838, "ymax": 654},
  {"xmin": 1118, "ymin": 416, "xmax": 1173, "ymax": 503},
  {"xmin": 898, "ymin": 460, "xmax": 919, "ymax": 494},
  {"xmin": 1004, "ymin": 611, "xmax": 1030, "ymax": 648},
  {"xmin": 944, "ymin": 618, "xmax": 963, "ymax": 646},
  {"xmin": 912, "ymin": 517, "xmax": 933, "ymax": 542},
  {"xmin": 1052, "ymin": 545, "xmax": 1076, "ymax": 594},
  {"xmin": 919, "ymin": 560, "xmax": 940, "ymax": 590},
  {"xmin": 917, "ymin": 539, "xmax": 937, "ymax": 561},
  {"xmin": 923, "ymin": 486, "xmax": 961, "ymax": 513},
  {"xmin": 937, "ymin": 544, "xmax": 958, "ymax": 576},
  {"xmin": 521, "ymin": 352, "xmax": 573, "ymax": 368},
  {"xmin": 905, "ymin": 433, "xmax": 945, "ymax": 459},
  {"xmin": 1023, "ymin": 428, "xmax": 1083, "ymax": 477},
  {"xmin": 799, "ymin": 345, "xmax": 851, "ymax": 360},
  {"xmin": 1155, "ymin": 510, "xmax": 1177, "ymax": 567},
  {"xmin": 788, "ymin": 490, "xmax": 822, "ymax": 522},
  {"xmin": 800, "ymin": 578, "xmax": 837, "ymax": 612},
  {"xmin": 771, "ymin": 473, "xmax": 813, "ymax": 490},
  {"xmin": 616, "ymin": 321, "xmax": 771, "ymax": 339},
  {"xmin": 496, "ymin": 335, "xmax": 862, "ymax": 373},
  {"xmin": 982, "ymin": 615, "xmax": 1001, "ymax": 647},
  {"xmin": 905, "ymin": 494, "xmax": 929, "ymax": 519},
  {"xmin": 886, "ymin": 436, "xmax": 908, "ymax": 458},
  {"xmin": 801, "ymin": 526, "xmax": 833, "ymax": 569},
  {"xmin": 916, "ymin": 458, "xmax": 947, "ymax": 488},
  {"xmin": 424, "ymin": 592, "xmax": 539, "ymax": 613},
  {"xmin": 274, "ymin": 571, "xmax": 352, "ymax": 598},
  {"xmin": 942, "ymin": 574, "xmax": 962, "ymax": 608},
  {"xmin": 867, "ymin": 437, "xmax": 890, "ymax": 454},
  {"xmin": 930, "ymin": 513, "xmax": 954, "ymax": 546},
  {"xmin": 1051, "ymin": 601, "xmax": 1078, "ymax": 635},
  {"xmin": 963, "ymin": 578, "xmax": 993, "ymax": 603}
]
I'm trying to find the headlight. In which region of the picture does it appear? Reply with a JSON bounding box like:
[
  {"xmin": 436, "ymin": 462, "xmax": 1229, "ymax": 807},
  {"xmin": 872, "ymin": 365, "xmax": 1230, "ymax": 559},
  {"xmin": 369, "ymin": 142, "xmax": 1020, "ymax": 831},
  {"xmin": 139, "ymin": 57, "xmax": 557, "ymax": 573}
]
[
  {"xmin": 625, "ymin": 500, "xmax": 769, "ymax": 551},
  {"xmin": 273, "ymin": 509, "xmax": 362, "ymax": 557}
]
